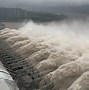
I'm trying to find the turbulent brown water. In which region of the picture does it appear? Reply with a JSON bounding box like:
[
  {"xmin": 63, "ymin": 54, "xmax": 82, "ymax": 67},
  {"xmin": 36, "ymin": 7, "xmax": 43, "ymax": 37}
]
[{"xmin": 1, "ymin": 20, "xmax": 89, "ymax": 90}]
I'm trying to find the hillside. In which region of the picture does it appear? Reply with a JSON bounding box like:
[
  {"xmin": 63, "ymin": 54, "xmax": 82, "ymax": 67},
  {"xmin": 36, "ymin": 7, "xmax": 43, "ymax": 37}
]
[{"xmin": 0, "ymin": 7, "xmax": 68, "ymax": 22}]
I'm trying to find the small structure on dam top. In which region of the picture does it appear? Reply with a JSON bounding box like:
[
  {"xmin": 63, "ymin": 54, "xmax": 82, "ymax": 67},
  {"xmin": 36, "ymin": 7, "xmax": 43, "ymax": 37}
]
[{"xmin": 0, "ymin": 28, "xmax": 89, "ymax": 90}]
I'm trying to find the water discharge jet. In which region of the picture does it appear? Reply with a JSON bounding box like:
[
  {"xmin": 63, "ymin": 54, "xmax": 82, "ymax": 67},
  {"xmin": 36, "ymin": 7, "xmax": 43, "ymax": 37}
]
[{"xmin": 0, "ymin": 20, "xmax": 89, "ymax": 90}]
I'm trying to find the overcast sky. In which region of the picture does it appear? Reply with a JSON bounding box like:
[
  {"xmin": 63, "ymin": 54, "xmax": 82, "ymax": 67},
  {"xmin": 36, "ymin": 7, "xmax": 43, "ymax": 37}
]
[
  {"xmin": 0, "ymin": 0, "xmax": 89, "ymax": 15},
  {"xmin": 1, "ymin": 0, "xmax": 89, "ymax": 6}
]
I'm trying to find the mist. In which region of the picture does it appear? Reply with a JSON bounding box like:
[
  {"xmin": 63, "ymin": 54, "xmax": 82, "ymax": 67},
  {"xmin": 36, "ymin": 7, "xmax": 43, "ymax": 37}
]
[
  {"xmin": 0, "ymin": 0, "xmax": 89, "ymax": 90},
  {"xmin": 1, "ymin": 18, "xmax": 89, "ymax": 90},
  {"xmin": 18, "ymin": 20, "xmax": 89, "ymax": 54}
]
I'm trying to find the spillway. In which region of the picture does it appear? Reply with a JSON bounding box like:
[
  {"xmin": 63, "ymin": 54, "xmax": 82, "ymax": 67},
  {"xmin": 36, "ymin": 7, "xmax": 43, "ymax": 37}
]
[{"xmin": 0, "ymin": 28, "xmax": 89, "ymax": 90}]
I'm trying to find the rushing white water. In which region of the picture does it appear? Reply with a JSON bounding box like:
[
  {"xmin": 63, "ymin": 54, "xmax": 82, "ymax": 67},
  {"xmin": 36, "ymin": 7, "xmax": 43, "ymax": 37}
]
[
  {"xmin": 1, "ymin": 20, "xmax": 89, "ymax": 90},
  {"xmin": 19, "ymin": 20, "xmax": 89, "ymax": 55}
]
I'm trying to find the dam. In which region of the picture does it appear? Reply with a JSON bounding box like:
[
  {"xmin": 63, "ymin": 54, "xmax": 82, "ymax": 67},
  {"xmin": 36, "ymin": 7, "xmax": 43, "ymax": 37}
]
[{"xmin": 0, "ymin": 28, "xmax": 89, "ymax": 90}]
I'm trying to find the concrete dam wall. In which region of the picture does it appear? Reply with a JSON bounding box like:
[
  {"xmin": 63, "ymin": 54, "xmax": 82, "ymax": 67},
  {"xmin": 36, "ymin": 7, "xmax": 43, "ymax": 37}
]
[{"xmin": 0, "ymin": 28, "xmax": 89, "ymax": 90}]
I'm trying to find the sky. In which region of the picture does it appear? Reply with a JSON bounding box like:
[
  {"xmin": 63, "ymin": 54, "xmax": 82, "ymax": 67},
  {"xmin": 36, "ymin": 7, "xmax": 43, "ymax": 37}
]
[
  {"xmin": 1, "ymin": 0, "xmax": 89, "ymax": 6},
  {"xmin": 0, "ymin": 0, "xmax": 89, "ymax": 15}
]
